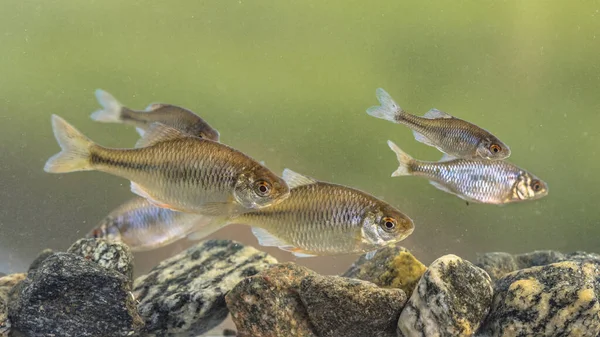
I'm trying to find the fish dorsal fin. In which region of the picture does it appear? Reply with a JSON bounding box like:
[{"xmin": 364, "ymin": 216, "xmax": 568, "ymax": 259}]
[
  {"xmin": 134, "ymin": 122, "xmax": 191, "ymax": 148},
  {"xmin": 438, "ymin": 153, "xmax": 457, "ymax": 162},
  {"xmin": 251, "ymin": 227, "xmax": 289, "ymax": 247},
  {"xmin": 282, "ymin": 169, "xmax": 317, "ymax": 189},
  {"xmin": 144, "ymin": 103, "xmax": 168, "ymax": 111},
  {"xmin": 423, "ymin": 108, "xmax": 453, "ymax": 119}
]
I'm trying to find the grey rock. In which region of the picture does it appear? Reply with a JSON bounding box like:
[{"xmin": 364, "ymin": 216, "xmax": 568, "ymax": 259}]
[
  {"xmin": 28, "ymin": 249, "xmax": 54, "ymax": 272},
  {"xmin": 8, "ymin": 252, "xmax": 143, "ymax": 337},
  {"xmin": 134, "ymin": 239, "xmax": 276, "ymax": 337},
  {"xmin": 226, "ymin": 263, "xmax": 317, "ymax": 337},
  {"xmin": 480, "ymin": 261, "xmax": 600, "ymax": 337},
  {"xmin": 399, "ymin": 254, "xmax": 493, "ymax": 337},
  {"xmin": 475, "ymin": 252, "xmax": 518, "ymax": 281},
  {"xmin": 0, "ymin": 273, "xmax": 26, "ymax": 336},
  {"xmin": 68, "ymin": 238, "xmax": 134, "ymax": 282},
  {"xmin": 342, "ymin": 245, "xmax": 426, "ymax": 295},
  {"xmin": 222, "ymin": 328, "xmax": 237, "ymax": 336},
  {"xmin": 299, "ymin": 274, "xmax": 407, "ymax": 337}
]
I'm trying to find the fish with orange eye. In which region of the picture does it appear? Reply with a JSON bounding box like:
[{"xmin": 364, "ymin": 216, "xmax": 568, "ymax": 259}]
[{"xmin": 367, "ymin": 88, "xmax": 511, "ymax": 160}]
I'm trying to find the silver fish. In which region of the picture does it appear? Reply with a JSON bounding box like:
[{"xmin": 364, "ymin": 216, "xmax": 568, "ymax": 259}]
[
  {"xmin": 387, "ymin": 140, "xmax": 548, "ymax": 204},
  {"xmin": 367, "ymin": 88, "xmax": 510, "ymax": 160},
  {"xmin": 87, "ymin": 197, "xmax": 220, "ymax": 252},
  {"xmin": 223, "ymin": 169, "xmax": 414, "ymax": 257},
  {"xmin": 91, "ymin": 89, "xmax": 220, "ymax": 141}
]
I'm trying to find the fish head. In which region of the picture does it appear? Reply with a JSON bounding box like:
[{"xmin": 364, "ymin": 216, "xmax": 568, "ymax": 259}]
[
  {"xmin": 476, "ymin": 137, "xmax": 511, "ymax": 160},
  {"xmin": 361, "ymin": 204, "xmax": 414, "ymax": 247},
  {"xmin": 233, "ymin": 166, "xmax": 290, "ymax": 209},
  {"xmin": 86, "ymin": 219, "xmax": 122, "ymax": 242},
  {"xmin": 512, "ymin": 172, "xmax": 549, "ymax": 201}
]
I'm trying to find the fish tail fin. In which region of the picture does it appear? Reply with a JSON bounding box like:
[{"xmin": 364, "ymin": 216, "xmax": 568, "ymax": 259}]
[
  {"xmin": 44, "ymin": 115, "xmax": 95, "ymax": 173},
  {"xmin": 90, "ymin": 89, "xmax": 123, "ymax": 123},
  {"xmin": 366, "ymin": 88, "xmax": 404, "ymax": 122},
  {"xmin": 387, "ymin": 140, "xmax": 414, "ymax": 177}
]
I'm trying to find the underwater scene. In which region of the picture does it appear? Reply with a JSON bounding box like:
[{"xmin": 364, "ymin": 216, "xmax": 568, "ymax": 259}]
[{"xmin": 1, "ymin": 1, "xmax": 600, "ymax": 336}]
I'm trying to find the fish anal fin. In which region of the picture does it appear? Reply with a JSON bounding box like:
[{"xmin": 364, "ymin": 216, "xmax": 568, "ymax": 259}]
[
  {"xmin": 282, "ymin": 168, "xmax": 317, "ymax": 189},
  {"xmin": 429, "ymin": 180, "xmax": 454, "ymax": 194},
  {"xmin": 365, "ymin": 250, "xmax": 377, "ymax": 260},
  {"xmin": 439, "ymin": 153, "xmax": 457, "ymax": 162},
  {"xmin": 251, "ymin": 227, "xmax": 288, "ymax": 247},
  {"xmin": 412, "ymin": 130, "xmax": 435, "ymax": 147},
  {"xmin": 423, "ymin": 108, "xmax": 453, "ymax": 119},
  {"xmin": 134, "ymin": 122, "xmax": 191, "ymax": 148},
  {"xmin": 130, "ymin": 182, "xmax": 179, "ymax": 211}
]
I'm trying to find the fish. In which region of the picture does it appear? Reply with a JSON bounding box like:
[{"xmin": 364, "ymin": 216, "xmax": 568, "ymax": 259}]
[
  {"xmin": 91, "ymin": 89, "xmax": 220, "ymax": 141},
  {"xmin": 87, "ymin": 197, "xmax": 222, "ymax": 252},
  {"xmin": 367, "ymin": 88, "xmax": 511, "ymax": 160},
  {"xmin": 220, "ymin": 169, "xmax": 414, "ymax": 257},
  {"xmin": 44, "ymin": 115, "xmax": 290, "ymax": 216},
  {"xmin": 386, "ymin": 140, "xmax": 548, "ymax": 204}
]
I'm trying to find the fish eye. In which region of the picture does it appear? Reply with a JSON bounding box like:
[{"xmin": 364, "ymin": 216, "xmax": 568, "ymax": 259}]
[
  {"xmin": 490, "ymin": 144, "xmax": 502, "ymax": 153},
  {"xmin": 531, "ymin": 180, "xmax": 541, "ymax": 192},
  {"xmin": 254, "ymin": 180, "xmax": 272, "ymax": 196},
  {"xmin": 381, "ymin": 217, "xmax": 397, "ymax": 232}
]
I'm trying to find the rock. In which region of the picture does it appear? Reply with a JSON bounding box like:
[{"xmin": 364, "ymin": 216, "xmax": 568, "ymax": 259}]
[
  {"xmin": 299, "ymin": 275, "xmax": 407, "ymax": 337},
  {"xmin": 477, "ymin": 250, "xmax": 600, "ymax": 281},
  {"xmin": 68, "ymin": 238, "xmax": 134, "ymax": 282},
  {"xmin": 0, "ymin": 274, "xmax": 26, "ymax": 336},
  {"xmin": 28, "ymin": 249, "xmax": 54, "ymax": 272},
  {"xmin": 342, "ymin": 245, "xmax": 426, "ymax": 295},
  {"xmin": 480, "ymin": 261, "xmax": 600, "ymax": 337},
  {"xmin": 222, "ymin": 328, "xmax": 237, "ymax": 336},
  {"xmin": 226, "ymin": 263, "xmax": 317, "ymax": 337},
  {"xmin": 134, "ymin": 239, "xmax": 276, "ymax": 337},
  {"xmin": 7, "ymin": 252, "xmax": 143, "ymax": 337},
  {"xmin": 398, "ymin": 254, "xmax": 493, "ymax": 337}
]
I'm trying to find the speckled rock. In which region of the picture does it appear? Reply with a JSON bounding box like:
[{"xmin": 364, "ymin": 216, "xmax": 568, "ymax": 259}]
[
  {"xmin": 28, "ymin": 249, "xmax": 54, "ymax": 272},
  {"xmin": 399, "ymin": 254, "xmax": 493, "ymax": 337},
  {"xmin": 8, "ymin": 253, "xmax": 143, "ymax": 337},
  {"xmin": 0, "ymin": 274, "xmax": 26, "ymax": 336},
  {"xmin": 299, "ymin": 275, "xmax": 407, "ymax": 337},
  {"xmin": 226, "ymin": 263, "xmax": 317, "ymax": 337},
  {"xmin": 134, "ymin": 239, "xmax": 276, "ymax": 337},
  {"xmin": 68, "ymin": 238, "xmax": 134, "ymax": 282},
  {"xmin": 480, "ymin": 261, "xmax": 600, "ymax": 337},
  {"xmin": 477, "ymin": 250, "xmax": 600, "ymax": 281},
  {"xmin": 343, "ymin": 246, "xmax": 426, "ymax": 295}
]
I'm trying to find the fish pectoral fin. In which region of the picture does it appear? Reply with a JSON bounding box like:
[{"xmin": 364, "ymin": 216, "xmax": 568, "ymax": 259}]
[
  {"xmin": 423, "ymin": 108, "xmax": 453, "ymax": 119},
  {"xmin": 282, "ymin": 169, "xmax": 318, "ymax": 188},
  {"xmin": 438, "ymin": 153, "xmax": 458, "ymax": 162},
  {"xmin": 412, "ymin": 130, "xmax": 435, "ymax": 147},
  {"xmin": 135, "ymin": 122, "xmax": 192, "ymax": 148},
  {"xmin": 289, "ymin": 250, "xmax": 317, "ymax": 258},
  {"xmin": 130, "ymin": 182, "xmax": 179, "ymax": 211},
  {"xmin": 278, "ymin": 245, "xmax": 317, "ymax": 258}
]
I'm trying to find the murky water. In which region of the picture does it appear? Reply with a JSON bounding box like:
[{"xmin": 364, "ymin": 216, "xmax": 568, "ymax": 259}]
[{"xmin": 1, "ymin": 0, "xmax": 599, "ymax": 290}]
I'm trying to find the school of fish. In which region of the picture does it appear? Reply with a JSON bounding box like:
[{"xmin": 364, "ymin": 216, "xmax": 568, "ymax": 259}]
[{"xmin": 44, "ymin": 88, "xmax": 547, "ymax": 258}]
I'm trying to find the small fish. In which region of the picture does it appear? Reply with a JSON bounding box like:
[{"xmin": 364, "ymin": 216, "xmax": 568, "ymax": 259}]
[
  {"xmin": 367, "ymin": 88, "xmax": 510, "ymax": 160},
  {"xmin": 44, "ymin": 115, "xmax": 290, "ymax": 216},
  {"xmin": 387, "ymin": 140, "xmax": 548, "ymax": 204},
  {"xmin": 91, "ymin": 89, "xmax": 220, "ymax": 141},
  {"xmin": 87, "ymin": 197, "xmax": 222, "ymax": 252},
  {"xmin": 221, "ymin": 169, "xmax": 414, "ymax": 257}
]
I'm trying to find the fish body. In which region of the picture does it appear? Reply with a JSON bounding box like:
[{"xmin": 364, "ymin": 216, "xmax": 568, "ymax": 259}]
[
  {"xmin": 387, "ymin": 140, "xmax": 548, "ymax": 204},
  {"xmin": 44, "ymin": 115, "xmax": 289, "ymax": 216},
  {"xmin": 367, "ymin": 88, "xmax": 510, "ymax": 160},
  {"xmin": 229, "ymin": 169, "xmax": 414, "ymax": 257},
  {"xmin": 91, "ymin": 89, "xmax": 220, "ymax": 141},
  {"xmin": 87, "ymin": 197, "xmax": 221, "ymax": 251}
]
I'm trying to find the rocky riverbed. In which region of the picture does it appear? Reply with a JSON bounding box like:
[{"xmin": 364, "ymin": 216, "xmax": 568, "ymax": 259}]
[{"xmin": 1, "ymin": 240, "xmax": 599, "ymax": 337}]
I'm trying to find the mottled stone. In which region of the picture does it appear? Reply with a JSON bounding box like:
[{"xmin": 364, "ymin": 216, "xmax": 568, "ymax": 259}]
[
  {"xmin": 222, "ymin": 328, "xmax": 237, "ymax": 336},
  {"xmin": 299, "ymin": 275, "xmax": 407, "ymax": 337},
  {"xmin": 399, "ymin": 254, "xmax": 493, "ymax": 337},
  {"xmin": 68, "ymin": 238, "xmax": 134, "ymax": 282},
  {"xmin": 28, "ymin": 249, "xmax": 54, "ymax": 272},
  {"xmin": 226, "ymin": 263, "xmax": 317, "ymax": 337},
  {"xmin": 343, "ymin": 245, "xmax": 426, "ymax": 295},
  {"xmin": 480, "ymin": 261, "xmax": 600, "ymax": 337},
  {"xmin": 8, "ymin": 253, "xmax": 143, "ymax": 337},
  {"xmin": 134, "ymin": 239, "xmax": 276, "ymax": 337},
  {"xmin": 477, "ymin": 250, "xmax": 600, "ymax": 281},
  {"xmin": 0, "ymin": 274, "xmax": 26, "ymax": 336}
]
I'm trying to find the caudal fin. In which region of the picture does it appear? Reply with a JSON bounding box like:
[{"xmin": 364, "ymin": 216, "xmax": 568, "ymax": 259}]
[
  {"xmin": 44, "ymin": 115, "xmax": 94, "ymax": 173},
  {"xmin": 90, "ymin": 89, "xmax": 123, "ymax": 123},
  {"xmin": 366, "ymin": 88, "xmax": 404, "ymax": 123},
  {"xmin": 386, "ymin": 140, "xmax": 414, "ymax": 177}
]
